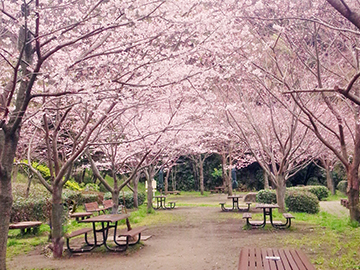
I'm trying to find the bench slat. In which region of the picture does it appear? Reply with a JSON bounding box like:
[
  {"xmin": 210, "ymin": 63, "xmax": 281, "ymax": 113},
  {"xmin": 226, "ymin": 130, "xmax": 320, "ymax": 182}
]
[
  {"xmin": 67, "ymin": 227, "xmax": 93, "ymax": 238},
  {"xmin": 283, "ymin": 213, "xmax": 295, "ymax": 219},
  {"xmin": 9, "ymin": 221, "xmax": 42, "ymax": 229},
  {"xmin": 118, "ymin": 226, "xmax": 147, "ymax": 237},
  {"xmin": 242, "ymin": 213, "xmax": 252, "ymax": 219}
]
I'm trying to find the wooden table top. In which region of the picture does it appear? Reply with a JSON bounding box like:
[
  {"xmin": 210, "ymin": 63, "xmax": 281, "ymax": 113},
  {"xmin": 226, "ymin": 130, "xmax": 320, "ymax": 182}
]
[
  {"xmin": 238, "ymin": 247, "xmax": 316, "ymax": 270},
  {"xmin": 255, "ymin": 204, "xmax": 279, "ymax": 209},
  {"xmin": 228, "ymin": 195, "xmax": 243, "ymax": 198},
  {"xmin": 79, "ymin": 213, "xmax": 130, "ymax": 223}
]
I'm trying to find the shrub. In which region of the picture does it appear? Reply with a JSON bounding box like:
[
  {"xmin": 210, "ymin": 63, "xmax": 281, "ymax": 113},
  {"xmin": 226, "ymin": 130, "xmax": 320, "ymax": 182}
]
[
  {"xmin": 11, "ymin": 183, "xmax": 51, "ymax": 222},
  {"xmin": 11, "ymin": 196, "xmax": 51, "ymax": 222},
  {"xmin": 306, "ymin": 185, "xmax": 329, "ymax": 201},
  {"xmin": 287, "ymin": 185, "xmax": 329, "ymax": 201},
  {"xmin": 285, "ymin": 190, "xmax": 319, "ymax": 214},
  {"xmin": 337, "ymin": 180, "xmax": 347, "ymax": 194},
  {"xmin": 104, "ymin": 191, "xmax": 146, "ymax": 209},
  {"xmin": 64, "ymin": 180, "xmax": 83, "ymax": 191},
  {"xmin": 256, "ymin": 189, "xmax": 277, "ymax": 204}
]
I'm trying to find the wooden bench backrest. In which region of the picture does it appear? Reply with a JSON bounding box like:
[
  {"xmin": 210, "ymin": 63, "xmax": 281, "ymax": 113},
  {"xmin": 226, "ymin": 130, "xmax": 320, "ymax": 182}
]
[
  {"xmin": 84, "ymin": 202, "xmax": 100, "ymax": 212},
  {"xmin": 102, "ymin": 199, "xmax": 114, "ymax": 209}
]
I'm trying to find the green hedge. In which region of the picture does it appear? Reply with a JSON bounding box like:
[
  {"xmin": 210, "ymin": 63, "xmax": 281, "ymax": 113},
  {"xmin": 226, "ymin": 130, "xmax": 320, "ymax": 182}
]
[
  {"xmin": 285, "ymin": 190, "xmax": 319, "ymax": 214},
  {"xmin": 256, "ymin": 189, "xmax": 277, "ymax": 204},
  {"xmin": 104, "ymin": 191, "xmax": 145, "ymax": 209},
  {"xmin": 11, "ymin": 184, "xmax": 102, "ymax": 222},
  {"xmin": 288, "ymin": 185, "xmax": 329, "ymax": 201}
]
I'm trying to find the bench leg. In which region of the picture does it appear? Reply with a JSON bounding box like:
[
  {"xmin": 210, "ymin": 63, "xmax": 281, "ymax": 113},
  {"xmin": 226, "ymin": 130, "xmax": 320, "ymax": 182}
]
[
  {"xmin": 271, "ymin": 218, "xmax": 292, "ymax": 229},
  {"xmin": 66, "ymin": 232, "xmax": 95, "ymax": 253}
]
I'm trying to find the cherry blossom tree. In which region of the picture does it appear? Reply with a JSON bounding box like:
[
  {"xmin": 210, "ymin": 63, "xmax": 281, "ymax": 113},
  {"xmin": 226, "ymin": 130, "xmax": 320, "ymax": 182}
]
[
  {"xmin": 0, "ymin": 0, "xmax": 223, "ymax": 266},
  {"xmin": 231, "ymin": 0, "xmax": 360, "ymax": 220}
]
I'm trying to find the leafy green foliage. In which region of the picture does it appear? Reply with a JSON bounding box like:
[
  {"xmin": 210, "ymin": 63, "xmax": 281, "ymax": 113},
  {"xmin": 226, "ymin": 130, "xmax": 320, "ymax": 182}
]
[
  {"xmin": 285, "ymin": 190, "xmax": 319, "ymax": 214},
  {"xmin": 288, "ymin": 185, "xmax": 329, "ymax": 201},
  {"xmin": 31, "ymin": 161, "xmax": 51, "ymax": 181},
  {"xmin": 64, "ymin": 180, "xmax": 83, "ymax": 191},
  {"xmin": 306, "ymin": 185, "xmax": 330, "ymax": 201},
  {"xmin": 256, "ymin": 189, "xmax": 277, "ymax": 204},
  {"xmin": 11, "ymin": 183, "xmax": 51, "ymax": 222}
]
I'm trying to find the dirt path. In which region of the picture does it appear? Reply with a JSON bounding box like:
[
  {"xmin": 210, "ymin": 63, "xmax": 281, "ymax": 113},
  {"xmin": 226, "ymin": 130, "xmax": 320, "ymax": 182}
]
[
  {"xmin": 6, "ymin": 195, "xmax": 345, "ymax": 270},
  {"xmin": 319, "ymin": 201, "xmax": 349, "ymax": 218}
]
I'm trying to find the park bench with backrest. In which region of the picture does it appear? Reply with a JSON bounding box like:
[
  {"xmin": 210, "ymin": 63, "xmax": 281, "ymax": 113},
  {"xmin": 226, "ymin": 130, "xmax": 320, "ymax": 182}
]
[{"xmin": 84, "ymin": 201, "xmax": 106, "ymax": 215}]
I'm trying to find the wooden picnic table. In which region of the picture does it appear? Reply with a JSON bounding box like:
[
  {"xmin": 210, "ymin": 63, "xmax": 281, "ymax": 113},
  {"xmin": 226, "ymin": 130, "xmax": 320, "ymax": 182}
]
[
  {"xmin": 238, "ymin": 247, "xmax": 316, "ymax": 270},
  {"xmin": 243, "ymin": 204, "xmax": 295, "ymax": 229},
  {"xmin": 79, "ymin": 213, "xmax": 130, "ymax": 252}
]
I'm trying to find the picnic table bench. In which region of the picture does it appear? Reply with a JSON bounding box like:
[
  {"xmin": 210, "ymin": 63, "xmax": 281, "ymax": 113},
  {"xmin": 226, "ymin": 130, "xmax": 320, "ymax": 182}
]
[
  {"xmin": 167, "ymin": 190, "xmax": 180, "ymax": 195},
  {"xmin": 117, "ymin": 226, "xmax": 147, "ymax": 249},
  {"xmin": 238, "ymin": 247, "xmax": 316, "ymax": 270},
  {"xmin": 9, "ymin": 221, "xmax": 42, "ymax": 235},
  {"xmin": 65, "ymin": 227, "xmax": 94, "ymax": 253}
]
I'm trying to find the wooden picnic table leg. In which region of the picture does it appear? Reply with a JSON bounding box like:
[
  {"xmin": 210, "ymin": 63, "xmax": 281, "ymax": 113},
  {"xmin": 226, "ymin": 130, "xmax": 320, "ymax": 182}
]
[{"xmin": 233, "ymin": 197, "xmax": 239, "ymax": 210}]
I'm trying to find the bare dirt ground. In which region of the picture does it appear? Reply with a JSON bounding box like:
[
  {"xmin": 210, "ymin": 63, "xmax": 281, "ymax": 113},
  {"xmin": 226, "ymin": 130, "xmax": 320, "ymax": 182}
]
[{"xmin": 6, "ymin": 194, "xmax": 347, "ymax": 270}]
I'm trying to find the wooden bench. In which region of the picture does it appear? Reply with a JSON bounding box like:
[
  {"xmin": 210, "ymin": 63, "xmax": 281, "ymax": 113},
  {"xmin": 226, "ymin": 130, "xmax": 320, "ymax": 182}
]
[
  {"xmin": 102, "ymin": 199, "xmax": 114, "ymax": 212},
  {"xmin": 219, "ymin": 202, "xmax": 229, "ymax": 212},
  {"xmin": 69, "ymin": 212, "xmax": 93, "ymax": 222},
  {"xmin": 84, "ymin": 202, "xmax": 106, "ymax": 215},
  {"xmin": 9, "ymin": 221, "xmax": 42, "ymax": 235},
  {"xmin": 238, "ymin": 247, "xmax": 316, "ymax": 270},
  {"xmin": 65, "ymin": 227, "xmax": 94, "ymax": 253},
  {"xmin": 167, "ymin": 190, "xmax": 180, "ymax": 195},
  {"xmin": 117, "ymin": 226, "xmax": 147, "ymax": 249},
  {"xmin": 280, "ymin": 213, "xmax": 295, "ymax": 228},
  {"xmin": 242, "ymin": 213, "xmax": 253, "ymax": 226}
]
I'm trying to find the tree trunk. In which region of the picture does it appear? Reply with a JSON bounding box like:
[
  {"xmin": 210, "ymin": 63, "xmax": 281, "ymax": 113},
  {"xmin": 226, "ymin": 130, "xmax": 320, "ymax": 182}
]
[
  {"xmin": 347, "ymin": 166, "xmax": 360, "ymax": 221},
  {"xmin": 0, "ymin": 166, "xmax": 13, "ymax": 270},
  {"xmin": 171, "ymin": 167, "xmax": 177, "ymax": 191},
  {"xmin": 0, "ymin": 131, "xmax": 20, "ymax": 270},
  {"xmin": 51, "ymin": 185, "xmax": 64, "ymax": 258},
  {"xmin": 263, "ymin": 171, "xmax": 269, "ymax": 189},
  {"xmin": 199, "ymin": 159, "xmax": 205, "ymax": 195},
  {"xmin": 112, "ymin": 189, "xmax": 119, "ymax": 214},
  {"xmin": 145, "ymin": 167, "xmax": 154, "ymax": 212},
  {"xmin": 164, "ymin": 167, "xmax": 171, "ymax": 194},
  {"xmin": 133, "ymin": 172, "xmax": 140, "ymax": 208},
  {"xmin": 275, "ymin": 175, "xmax": 286, "ymax": 213},
  {"xmin": 326, "ymin": 167, "xmax": 335, "ymax": 195}
]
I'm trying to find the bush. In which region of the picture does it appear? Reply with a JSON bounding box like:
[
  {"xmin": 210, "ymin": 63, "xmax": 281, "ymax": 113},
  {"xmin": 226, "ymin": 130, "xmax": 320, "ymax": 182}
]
[
  {"xmin": 306, "ymin": 185, "xmax": 329, "ymax": 201},
  {"xmin": 64, "ymin": 180, "xmax": 83, "ymax": 191},
  {"xmin": 288, "ymin": 185, "xmax": 329, "ymax": 201},
  {"xmin": 285, "ymin": 190, "xmax": 319, "ymax": 214},
  {"xmin": 256, "ymin": 189, "xmax": 277, "ymax": 204},
  {"xmin": 337, "ymin": 181, "xmax": 347, "ymax": 194},
  {"xmin": 104, "ymin": 191, "xmax": 146, "ymax": 209},
  {"xmin": 11, "ymin": 196, "xmax": 51, "ymax": 222},
  {"xmin": 11, "ymin": 183, "xmax": 51, "ymax": 222}
]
